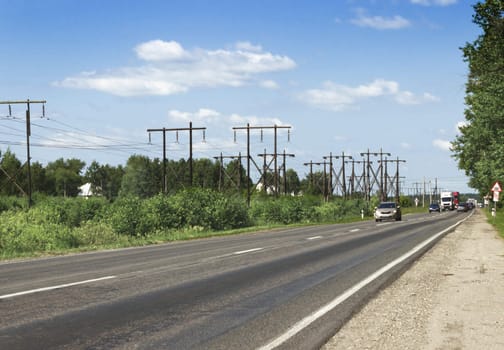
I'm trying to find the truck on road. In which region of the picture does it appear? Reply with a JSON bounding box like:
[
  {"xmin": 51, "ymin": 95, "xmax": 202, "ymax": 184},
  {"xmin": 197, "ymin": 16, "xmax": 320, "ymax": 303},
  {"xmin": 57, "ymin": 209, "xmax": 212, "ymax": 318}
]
[{"xmin": 441, "ymin": 191, "xmax": 458, "ymax": 210}]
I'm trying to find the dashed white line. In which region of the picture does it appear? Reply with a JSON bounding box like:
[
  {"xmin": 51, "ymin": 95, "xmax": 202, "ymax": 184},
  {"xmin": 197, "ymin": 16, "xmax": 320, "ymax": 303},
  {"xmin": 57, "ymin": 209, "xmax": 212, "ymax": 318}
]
[
  {"xmin": 0, "ymin": 276, "xmax": 117, "ymax": 300},
  {"xmin": 349, "ymin": 229, "xmax": 360, "ymax": 233},
  {"xmin": 307, "ymin": 236, "xmax": 323, "ymax": 240},
  {"xmin": 233, "ymin": 247, "xmax": 264, "ymax": 255},
  {"xmin": 258, "ymin": 214, "xmax": 471, "ymax": 350}
]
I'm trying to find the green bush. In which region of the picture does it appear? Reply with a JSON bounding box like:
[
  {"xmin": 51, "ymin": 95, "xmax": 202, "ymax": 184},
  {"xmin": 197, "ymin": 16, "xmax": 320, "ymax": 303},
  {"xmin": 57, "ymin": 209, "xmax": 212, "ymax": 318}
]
[
  {"xmin": 0, "ymin": 196, "xmax": 26, "ymax": 213},
  {"xmin": 106, "ymin": 196, "xmax": 150, "ymax": 236},
  {"xmin": 210, "ymin": 194, "xmax": 250, "ymax": 230},
  {"xmin": 72, "ymin": 221, "xmax": 124, "ymax": 247},
  {"xmin": 0, "ymin": 210, "xmax": 74, "ymax": 257},
  {"xmin": 143, "ymin": 194, "xmax": 182, "ymax": 230}
]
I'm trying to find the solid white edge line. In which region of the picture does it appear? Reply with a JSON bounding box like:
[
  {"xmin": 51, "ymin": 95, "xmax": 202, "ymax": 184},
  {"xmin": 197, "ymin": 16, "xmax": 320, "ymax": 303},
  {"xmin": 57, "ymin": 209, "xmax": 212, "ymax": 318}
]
[
  {"xmin": 258, "ymin": 213, "xmax": 472, "ymax": 350},
  {"xmin": 233, "ymin": 248, "xmax": 264, "ymax": 255},
  {"xmin": 0, "ymin": 276, "xmax": 117, "ymax": 300}
]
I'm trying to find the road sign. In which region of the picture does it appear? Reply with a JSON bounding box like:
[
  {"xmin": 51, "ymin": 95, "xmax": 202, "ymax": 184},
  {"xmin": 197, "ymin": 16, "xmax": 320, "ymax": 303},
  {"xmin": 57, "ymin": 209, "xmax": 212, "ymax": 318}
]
[
  {"xmin": 494, "ymin": 191, "xmax": 500, "ymax": 202},
  {"xmin": 491, "ymin": 181, "xmax": 502, "ymax": 193}
]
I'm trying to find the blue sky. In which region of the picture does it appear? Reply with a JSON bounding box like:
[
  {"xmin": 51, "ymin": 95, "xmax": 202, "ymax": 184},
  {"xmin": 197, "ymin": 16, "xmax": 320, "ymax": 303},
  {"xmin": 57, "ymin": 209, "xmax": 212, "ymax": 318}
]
[{"xmin": 0, "ymin": 0, "xmax": 480, "ymax": 193}]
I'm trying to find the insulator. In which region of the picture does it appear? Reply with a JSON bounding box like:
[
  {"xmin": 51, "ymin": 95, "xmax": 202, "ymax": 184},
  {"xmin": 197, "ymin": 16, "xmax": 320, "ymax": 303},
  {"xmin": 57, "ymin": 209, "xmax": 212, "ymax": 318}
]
[
  {"xmin": 234, "ymin": 130, "xmax": 236, "ymax": 143},
  {"xmin": 288, "ymin": 129, "xmax": 290, "ymax": 142},
  {"xmin": 202, "ymin": 130, "xmax": 206, "ymax": 142},
  {"xmin": 42, "ymin": 104, "xmax": 45, "ymax": 118},
  {"xmin": 148, "ymin": 132, "xmax": 152, "ymax": 144},
  {"xmin": 260, "ymin": 129, "xmax": 263, "ymax": 142},
  {"xmin": 8, "ymin": 104, "xmax": 11, "ymax": 117},
  {"xmin": 176, "ymin": 131, "xmax": 179, "ymax": 143}
]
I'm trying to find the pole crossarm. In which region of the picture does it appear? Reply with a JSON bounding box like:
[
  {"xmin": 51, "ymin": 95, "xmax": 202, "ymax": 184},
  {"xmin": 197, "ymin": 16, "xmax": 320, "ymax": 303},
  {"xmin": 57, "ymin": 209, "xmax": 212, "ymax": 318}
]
[
  {"xmin": 147, "ymin": 121, "xmax": 206, "ymax": 192},
  {"xmin": 233, "ymin": 124, "xmax": 292, "ymax": 202},
  {"xmin": 359, "ymin": 148, "xmax": 391, "ymax": 201}
]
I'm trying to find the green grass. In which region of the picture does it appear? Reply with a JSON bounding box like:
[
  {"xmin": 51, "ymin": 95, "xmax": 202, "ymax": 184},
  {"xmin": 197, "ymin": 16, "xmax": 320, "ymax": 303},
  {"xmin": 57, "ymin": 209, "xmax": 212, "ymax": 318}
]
[{"xmin": 485, "ymin": 207, "xmax": 504, "ymax": 238}]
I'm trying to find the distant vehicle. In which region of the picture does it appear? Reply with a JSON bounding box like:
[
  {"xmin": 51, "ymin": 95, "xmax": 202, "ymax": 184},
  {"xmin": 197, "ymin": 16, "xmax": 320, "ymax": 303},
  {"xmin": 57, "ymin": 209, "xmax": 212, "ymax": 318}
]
[
  {"xmin": 429, "ymin": 203, "xmax": 441, "ymax": 213},
  {"xmin": 374, "ymin": 202, "xmax": 402, "ymax": 222},
  {"xmin": 441, "ymin": 191, "xmax": 456, "ymax": 210},
  {"xmin": 453, "ymin": 191, "xmax": 460, "ymax": 209},
  {"xmin": 467, "ymin": 198, "xmax": 477, "ymax": 209},
  {"xmin": 457, "ymin": 202, "xmax": 468, "ymax": 212}
]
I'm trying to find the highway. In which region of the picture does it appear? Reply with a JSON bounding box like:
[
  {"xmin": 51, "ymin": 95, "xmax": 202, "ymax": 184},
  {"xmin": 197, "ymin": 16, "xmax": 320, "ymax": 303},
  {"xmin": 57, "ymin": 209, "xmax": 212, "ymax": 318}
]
[{"xmin": 0, "ymin": 210, "xmax": 471, "ymax": 349}]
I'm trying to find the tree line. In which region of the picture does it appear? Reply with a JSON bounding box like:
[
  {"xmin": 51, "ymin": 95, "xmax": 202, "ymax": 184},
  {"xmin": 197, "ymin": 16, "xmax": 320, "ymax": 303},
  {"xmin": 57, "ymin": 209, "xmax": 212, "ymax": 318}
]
[
  {"xmin": 452, "ymin": 0, "xmax": 504, "ymax": 195},
  {"xmin": 0, "ymin": 148, "xmax": 338, "ymax": 200}
]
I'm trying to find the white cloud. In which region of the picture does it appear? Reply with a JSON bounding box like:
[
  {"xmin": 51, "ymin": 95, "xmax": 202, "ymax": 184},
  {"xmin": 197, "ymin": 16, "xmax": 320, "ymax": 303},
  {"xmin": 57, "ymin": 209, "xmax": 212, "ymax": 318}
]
[
  {"xmin": 168, "ymin": 108, "xmax": 221, "ymax": 124},
  {"xmin": 135, "ymin": 40, "xmax": 188, "ymax": 61},
  {"xmin": 351, "ymin": 9, "xmax": 411, "ymax": 30},
  {"xmin": 432, "ymin": 139, "xmax": 452, "ymax": 151},
  {"xmin": 235, "ymin": 41, "xmax": 262, "ymax": 52},
  {"xmin": 300, "ymin": 79, "xmax": 438, "ymax": 111},
  {"xmin": 167, "ymin": 108, "xmax": 287, "ymax": 132},
  {"xmin": 395, "ymin": 91, "xmax": 441, "ymax": 105},
  {"xmin": 54, "ymin": 40, "xmax": 296, "ymax": 96},
  {"xmin": 411, "ymin": 0, "xmax": 457, "ymax": 6},
  {"xmin": 259, "ymin": 80, "xmax": 279, "ymax": 89},
  {"xmin": 229, "ymin": 113, "xmax": 285, "ymax": 126}
]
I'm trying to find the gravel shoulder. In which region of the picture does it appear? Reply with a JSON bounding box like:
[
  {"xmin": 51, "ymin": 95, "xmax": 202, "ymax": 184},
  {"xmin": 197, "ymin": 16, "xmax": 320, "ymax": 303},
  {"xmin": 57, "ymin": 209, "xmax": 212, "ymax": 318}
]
[{"xmin": 322, "ymin": 209, "xmax": 504, "ymax": 350}]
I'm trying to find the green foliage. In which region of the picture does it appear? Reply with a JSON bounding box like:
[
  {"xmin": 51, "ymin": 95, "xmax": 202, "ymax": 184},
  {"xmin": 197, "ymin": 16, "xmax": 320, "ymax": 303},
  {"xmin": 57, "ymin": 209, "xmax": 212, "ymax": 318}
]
[
  {"xmin": 0, "ymin": 196, "xmax": 26, "ymax": 213},
  {"xmin": 45, "ymin": 158, "xmax": 86, "ymax": 197},
  {"xmin": 452, "ymin": 0, "xmax": 504, "ymax": 194},
  {"xmin": 84, "ymin": 161, "xmax": 124, "ymax": 200},
  {"xmin": 106, "ymin": 196, "xmax": 149, "ymax": 236},
  {"xmin": 0, "ymin": 190, "xmax": 383, "ymax": 259},
  {"xmin": 0, "ymin": 149, "xmax": 25, "ymax": 196},
  {"xmin": 120, "ymin": 155, "xmax": 161, "ymax": 198},
  {"xmin": 249, "ymin": 196, "xmax": 367, "ymax": 225}
]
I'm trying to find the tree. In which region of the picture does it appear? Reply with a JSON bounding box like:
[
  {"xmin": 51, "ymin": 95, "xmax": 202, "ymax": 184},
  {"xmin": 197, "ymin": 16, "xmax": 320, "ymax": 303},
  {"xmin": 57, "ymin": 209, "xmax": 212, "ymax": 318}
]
[
  {"xmin": 284, "ymin": 168, "xmax": 301, "ymax": 195},
  {"xmin": 0, "ymin": 149, "xmax": 25, "ymax": 196},
  {"xmin": 84, "ymin": 161, "xmax": 124, "ymax": 199},
  {"xmin": 120, "ymin": 155, "xmax": 160, "ymax": 198},
  {"xmin": 45, "ymin": 158, "xmax": 86, "ymax": 197},
  {"xmin": 452, "ymin": 0, "xmax": 504, "ymax": 194},
  {"xmin": 193, "ymin": 158, "xmax": 219, "ymax": 189}
]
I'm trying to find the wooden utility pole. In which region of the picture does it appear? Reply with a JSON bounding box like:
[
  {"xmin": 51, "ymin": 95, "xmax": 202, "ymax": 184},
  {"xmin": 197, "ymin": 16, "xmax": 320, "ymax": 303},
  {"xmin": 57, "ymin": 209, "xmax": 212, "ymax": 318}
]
[
  {"xmin": 147, "ymin": 121, "xmax": 206, "ymax": 192},
  {"xmin": 324, "ymin": 152, "xmax": 353, "ymax": 198},
  {"xmin": 360, "ymin": 148, "xmax": 390, "ymax": 201},
  {"xmin": 0, "ymin": 99, "xmax": 46, "ymax": 207},
  {"xmin": 233, "ymin": 124, "xmax": 291, "ymax": 204}
]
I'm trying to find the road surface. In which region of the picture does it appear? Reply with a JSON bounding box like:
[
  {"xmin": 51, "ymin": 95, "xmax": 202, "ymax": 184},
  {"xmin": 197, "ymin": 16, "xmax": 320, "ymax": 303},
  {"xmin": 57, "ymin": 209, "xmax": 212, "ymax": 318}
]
[{"xmin": 0, "ymin": 210, "xmax": 470, "ymax": 349}]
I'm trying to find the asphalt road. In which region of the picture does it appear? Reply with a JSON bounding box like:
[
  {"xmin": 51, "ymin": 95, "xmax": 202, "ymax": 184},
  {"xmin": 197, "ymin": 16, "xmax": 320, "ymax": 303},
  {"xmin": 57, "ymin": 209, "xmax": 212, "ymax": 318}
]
[{"xmin": 0, "ymin": 210, "xmax": 470, "ymax": 349}]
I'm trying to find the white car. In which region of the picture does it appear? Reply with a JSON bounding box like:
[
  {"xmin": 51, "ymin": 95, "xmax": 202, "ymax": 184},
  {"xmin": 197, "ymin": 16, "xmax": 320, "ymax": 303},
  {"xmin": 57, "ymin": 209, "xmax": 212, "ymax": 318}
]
[{"xmin": 374, "ymin": 202, "xmax": 402, "ymax": 222}]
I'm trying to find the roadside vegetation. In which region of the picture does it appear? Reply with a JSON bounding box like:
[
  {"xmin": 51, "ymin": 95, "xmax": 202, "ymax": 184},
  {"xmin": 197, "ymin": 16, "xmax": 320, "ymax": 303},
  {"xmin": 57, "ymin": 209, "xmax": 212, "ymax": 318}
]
[
  {"xmin": 485, "ymin": 206, "xmax": 504, "ymax": 238},
  {"xmin": 0, "ymin": 191, "xmax": 414, "ymax": 260}
]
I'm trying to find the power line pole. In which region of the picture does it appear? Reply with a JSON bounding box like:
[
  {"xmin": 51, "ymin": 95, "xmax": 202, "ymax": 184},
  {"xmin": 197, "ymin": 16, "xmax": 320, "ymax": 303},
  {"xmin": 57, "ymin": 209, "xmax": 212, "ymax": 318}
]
[
  {"xmin": 147, "ymin": 121, "xmax": 206, "ymax": 192},
  {"xmin": 360, "ymin": 148, "xmax": 390, "ymax": 202},
  {"xmin": 233, "ymin": 124, "xmax": 291, "ymax": 203},
  {"xmin": 213, "ymin": 153, "xmax": 243, "ymax": 191},
  {"xmin": 281, "ymin": 150, "xmax": 295, "ymax": 195},
  {"xmin": 345, "ymin": 159, "xmax": 364, "ymax": 199},
  {"xmin": 324, "ymin": 152, "xmax": 353, "ymax": 199},
  {"xmin": 0, "ymin": 99, "xmax": 46, "ymax": 207},
  {"xmin": 388, "ymin": 157, "xmax": 406, "ymax": 203},
  {"xmin": 304, "ymin": 161, "xmax": 329, "ymax": 201}
]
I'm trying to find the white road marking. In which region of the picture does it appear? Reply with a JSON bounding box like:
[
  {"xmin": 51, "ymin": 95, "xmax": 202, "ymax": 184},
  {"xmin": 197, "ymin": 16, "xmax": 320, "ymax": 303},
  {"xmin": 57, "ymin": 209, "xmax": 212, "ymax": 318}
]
[
  {"xmin": 0, "ymin": 276, "xmax": 117, "ymax": 300},
  {"xmin": 307, "ymin": 236, "xmax": 322, "ymax": 240},
  {"xmin": 233, "ymin": 248, "xmax": 264, "ymax": 255},
  {"xmin": 258, "ymin": 214, "xmax": 472, "ymax": 350},
  {"xmin": 349, "ymin": 229, "xmax": 360, "ymax": 233}
]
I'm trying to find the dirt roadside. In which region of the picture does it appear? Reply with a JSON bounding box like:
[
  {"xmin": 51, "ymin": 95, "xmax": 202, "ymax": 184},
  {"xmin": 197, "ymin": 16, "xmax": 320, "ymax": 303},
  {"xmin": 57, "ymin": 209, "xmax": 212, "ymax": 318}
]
[{"xmin": 322, "ymin": 209, "xmax": 504, "ymax": 350}]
